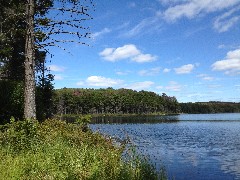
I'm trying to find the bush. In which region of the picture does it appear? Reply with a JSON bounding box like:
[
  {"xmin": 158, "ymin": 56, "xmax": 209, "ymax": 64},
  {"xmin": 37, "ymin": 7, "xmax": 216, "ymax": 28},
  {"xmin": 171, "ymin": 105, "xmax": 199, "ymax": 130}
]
[
  {"xmin": 0, "ymin": 117, "xmax": 39, "ymax": 153},
  {"xmin": 75, "ymin": 114, "xmax": 92, "ymax": 132},
  {"xmin": 0, "ymin": 119, "xmax": 165, "ymax": 179},
  {"xmin": 0, "ymin": 81, "xmax": 24, "ymax": 123}
]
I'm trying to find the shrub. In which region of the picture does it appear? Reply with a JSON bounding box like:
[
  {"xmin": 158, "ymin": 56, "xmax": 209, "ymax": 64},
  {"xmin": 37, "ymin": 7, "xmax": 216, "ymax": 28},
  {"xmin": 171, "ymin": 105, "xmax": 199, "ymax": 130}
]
[{"xmin": 0, "ymin": 119, "xmax": 166, "ymax": 179}]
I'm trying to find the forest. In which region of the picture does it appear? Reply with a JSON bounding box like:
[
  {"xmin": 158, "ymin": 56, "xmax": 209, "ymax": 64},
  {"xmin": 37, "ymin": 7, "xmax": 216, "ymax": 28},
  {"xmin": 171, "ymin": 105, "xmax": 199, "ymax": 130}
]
[
  {"xmin": 1, "ymin": 82, "xmax": 240, "ymax": 123},
  {"xmin": 53, "ymin": 88, "xmax": 240, "ymax": 116},
  {"xmin": 53, "ymin": 88, "xmax": 180, "ymax": 115},
  {"xmin": 180, "ymin": 101, "xmax": 240, "ymax": 114}
]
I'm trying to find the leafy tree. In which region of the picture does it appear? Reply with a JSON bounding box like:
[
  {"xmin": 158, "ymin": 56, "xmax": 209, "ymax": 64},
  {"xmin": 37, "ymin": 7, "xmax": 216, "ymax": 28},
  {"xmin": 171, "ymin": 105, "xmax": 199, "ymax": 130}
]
[
  {"xmin": 53, "ymin": 88, "xmax": 180, "ymax": 115},
  {"xmin": 0, "ymin": 0, "xmax": 26, "ymax": 80},
  {"xmin": 0, "ymin": 0, "xmax": 94, "ymax": 120},
  {"xmin": 0, "ymin": 81, "xmax": 24, "ymax": 123}
]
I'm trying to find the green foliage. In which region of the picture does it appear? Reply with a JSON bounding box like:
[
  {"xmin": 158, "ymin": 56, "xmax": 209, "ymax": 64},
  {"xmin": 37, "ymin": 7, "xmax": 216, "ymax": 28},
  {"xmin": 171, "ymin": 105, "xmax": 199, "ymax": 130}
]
[
  {"xmin": 123, "ymin": 146, "xmax": 165, "ymax": 180},
  {"xmin": 0, "ymin": 1, "xmax": 55, "ymax": 122},
  {"xmin": 180, "ymin": 102, "xmax": 240, "ymax": 114},
  {"xmin": 76, "ymin": 114, "xmax": 92, "ymax": 124},
  {"xmin": 0, "ymin": 118, "xmax": 39, "ymax": 153},
  {"xmin": 75, "ymin": 115, "xmax": 92, "ymax": 132},
  {"xmin": 0, "ymin": 80, "xmax": 24, "ymax": 122},
  {"xmin": 0, "ymin": 78, "xmax": 54, "ymax": 123},
  {"xmin": 0, "ymin": 119, "xmax": 165, "ymax": 179},
  {"xmin": 0, "ymin": 0, "xmax": 26, "ymax": 81},
  {"xmin": 53, "ymin": 88, "xmax": 180, "ymax": 115}
]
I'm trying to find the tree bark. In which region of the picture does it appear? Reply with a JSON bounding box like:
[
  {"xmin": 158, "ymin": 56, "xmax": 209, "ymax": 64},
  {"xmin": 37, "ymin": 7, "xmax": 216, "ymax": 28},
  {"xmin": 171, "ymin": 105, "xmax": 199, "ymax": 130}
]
[{"xmin": 24, "ymin": 0, "xmax": 36, "ymax": 119}]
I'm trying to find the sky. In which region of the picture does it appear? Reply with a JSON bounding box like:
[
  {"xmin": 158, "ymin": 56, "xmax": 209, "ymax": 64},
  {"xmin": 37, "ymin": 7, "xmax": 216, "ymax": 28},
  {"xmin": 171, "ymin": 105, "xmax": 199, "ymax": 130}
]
[{"xmin": 47, "ymin": 0, "xmax": 240, "ymax": 103}]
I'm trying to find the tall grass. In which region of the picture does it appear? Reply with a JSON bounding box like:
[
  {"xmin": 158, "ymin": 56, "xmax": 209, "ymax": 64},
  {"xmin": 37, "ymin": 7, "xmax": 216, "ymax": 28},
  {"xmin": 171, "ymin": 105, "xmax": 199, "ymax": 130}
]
[{"xmin": 0, "ymin": 118, "xmax": 166, "ymax": 179}]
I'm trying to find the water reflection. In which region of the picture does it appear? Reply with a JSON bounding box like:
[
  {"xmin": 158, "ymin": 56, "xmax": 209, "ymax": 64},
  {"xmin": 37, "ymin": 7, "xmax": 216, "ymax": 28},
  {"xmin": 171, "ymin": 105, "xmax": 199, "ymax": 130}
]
[
  {"xmin": 90, "ymin": 113, "xmax": 240, "ymax": 180},
  {"xmin": 91, "ymin": 115, "xmax": 179, "ymax": 124}
]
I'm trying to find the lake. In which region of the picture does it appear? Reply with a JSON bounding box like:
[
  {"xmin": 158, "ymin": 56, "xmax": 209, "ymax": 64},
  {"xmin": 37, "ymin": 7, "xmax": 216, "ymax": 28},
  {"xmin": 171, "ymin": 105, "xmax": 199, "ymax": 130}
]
[{"xmin": 90, "ymin": 113, "xmax": 240, "ymax": 180}]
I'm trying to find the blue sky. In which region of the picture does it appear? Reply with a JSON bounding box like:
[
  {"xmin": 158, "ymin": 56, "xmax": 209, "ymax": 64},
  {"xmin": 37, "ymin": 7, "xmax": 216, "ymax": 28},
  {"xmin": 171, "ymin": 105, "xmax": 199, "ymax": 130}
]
[{"xmin": 47, "ymin": 0, "xmax": 240, "ymax": 102}]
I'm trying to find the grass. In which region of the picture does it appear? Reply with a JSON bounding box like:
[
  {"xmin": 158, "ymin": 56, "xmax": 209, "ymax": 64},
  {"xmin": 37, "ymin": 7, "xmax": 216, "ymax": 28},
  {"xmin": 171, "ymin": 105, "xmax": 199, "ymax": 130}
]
[{"xmin": 0, "ymin": 118, "xmax": 166, "ymax": 179}]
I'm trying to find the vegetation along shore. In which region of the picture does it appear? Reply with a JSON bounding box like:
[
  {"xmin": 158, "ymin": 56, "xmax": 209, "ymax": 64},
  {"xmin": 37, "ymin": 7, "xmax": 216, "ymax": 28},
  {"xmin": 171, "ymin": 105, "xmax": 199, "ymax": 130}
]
[{"xmin": 0, "ymin": 117, "xmax": 166, "ymax": 179}]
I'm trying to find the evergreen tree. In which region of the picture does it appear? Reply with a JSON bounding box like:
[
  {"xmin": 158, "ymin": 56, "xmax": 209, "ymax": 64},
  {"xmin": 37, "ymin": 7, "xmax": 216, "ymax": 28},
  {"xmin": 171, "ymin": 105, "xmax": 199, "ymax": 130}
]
[{"xmin": 0, "ymin": 0, "xmax": 94, "ymax": 120}]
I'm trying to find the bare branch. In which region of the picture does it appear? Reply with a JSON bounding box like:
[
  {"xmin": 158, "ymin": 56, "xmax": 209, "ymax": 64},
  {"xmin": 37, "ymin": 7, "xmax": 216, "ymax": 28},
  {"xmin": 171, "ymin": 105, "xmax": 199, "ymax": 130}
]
[{"xmin": 34, "ymin": 0, "xmax": 94, "ymax": 51}]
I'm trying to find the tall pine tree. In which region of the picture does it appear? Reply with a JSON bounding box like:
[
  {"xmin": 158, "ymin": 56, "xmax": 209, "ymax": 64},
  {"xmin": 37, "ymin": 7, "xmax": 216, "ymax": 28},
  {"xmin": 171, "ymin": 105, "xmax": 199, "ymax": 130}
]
[{"xmin": 0, "ymin": 0, "xmax": 94, "ymax": 120}]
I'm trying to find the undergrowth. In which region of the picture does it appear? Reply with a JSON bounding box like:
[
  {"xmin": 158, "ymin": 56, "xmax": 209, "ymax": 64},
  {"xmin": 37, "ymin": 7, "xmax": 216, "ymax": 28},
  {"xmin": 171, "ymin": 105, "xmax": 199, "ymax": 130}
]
[{"xmin": 0, "ymin": 117, "xmax": 166, "ymax": 179}]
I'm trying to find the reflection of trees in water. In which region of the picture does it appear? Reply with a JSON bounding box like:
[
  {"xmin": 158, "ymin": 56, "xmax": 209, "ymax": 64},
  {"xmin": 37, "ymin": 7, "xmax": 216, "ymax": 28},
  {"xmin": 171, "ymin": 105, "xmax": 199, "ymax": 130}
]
[{"xmin": 92, "ymin": 115, "xmax": 179, "ymax": 124}]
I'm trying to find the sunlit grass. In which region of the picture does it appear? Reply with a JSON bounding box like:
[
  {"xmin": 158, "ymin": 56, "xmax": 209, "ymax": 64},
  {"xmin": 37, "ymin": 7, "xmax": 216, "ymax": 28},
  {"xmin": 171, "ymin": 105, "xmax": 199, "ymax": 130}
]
[{"xmin": 0, "ymin": 119, "xmax": 166, "ymax": 179}]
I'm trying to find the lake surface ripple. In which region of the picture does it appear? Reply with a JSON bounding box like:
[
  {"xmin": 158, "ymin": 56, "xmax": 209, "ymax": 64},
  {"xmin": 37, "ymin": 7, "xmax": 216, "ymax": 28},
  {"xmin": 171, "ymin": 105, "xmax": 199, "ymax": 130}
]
[{"xmin": 90, "ymin": 113, "xmax": 240, "ymax": 180}]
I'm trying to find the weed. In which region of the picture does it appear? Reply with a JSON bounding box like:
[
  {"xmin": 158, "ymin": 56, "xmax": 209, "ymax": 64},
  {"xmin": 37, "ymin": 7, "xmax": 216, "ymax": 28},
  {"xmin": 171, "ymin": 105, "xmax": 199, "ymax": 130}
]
[{"xmin": 0, "ymin": 119, "xmax": 166, "ymax": 179}]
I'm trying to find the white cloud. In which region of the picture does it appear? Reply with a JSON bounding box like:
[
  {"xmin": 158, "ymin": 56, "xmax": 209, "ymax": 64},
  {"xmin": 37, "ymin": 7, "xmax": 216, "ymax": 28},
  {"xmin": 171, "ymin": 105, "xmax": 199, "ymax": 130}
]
[
  {"xmin": 159, "ymin": 0, "xmax": 189, "ymax": 6},
  {"xmin": 163, "ymin": 0, "xmax": 240, "ymax": 22},
  {"xmin": 99, "ymin": 44, "xmax": 157, "ymax": 63},
  {"xmin": 207, "ymin": 84, "xmax": 222, "ymax": 89},
  {"xmin": 86, "ymin": 76, "xmax": 123, "ymax": 87},
  {"xmin": 156, "ymin": 82, "xmax": 182, "ymax": 93},
  {"xmin": 116, "ymin": 22, "xmax": 130, "ymax": 31},
  {"xmin": 165, "ymin": 81, "xmax": 182, "ymax": 92},
  {"xmin": 132, "ymin": 54, "xmax": 157, "ymax": 63},
  {"xmin": 76, "ymin": 76, "xmax": 123, "ymax": 87},
  {"xmin": 125, "ymin": 81, "xmax": 154, "ymax": 91},
  {"xmin": 226, "ymin": 48, "xmax": 240, "ymax": 59},
  {"xmin": 174, "ymin": 64, "xmax": 194, "ymax": 74},
  {"xmin": 124, "ymin": 0, "xmax": 240, "ymax": 39},
  {"xmin": 202, "ymin": 77, "xmax": 214, "ymax": 81},
  {"xmin": 138, "ymin": 67, "xmax": 161, "ymax": 76},
  {"xmin": 99, "ymin": 48, "xmax": 115, "ymax": 57},
  {"xmin": 214, "ymin": 6, "xmax": 240, "ymax": 32},
  {"xmin": 49, "ymin": 65, "xmax": 65, "ymax": 72},
  {"xmin": 123, "ymin": 16, "xmax": 161, "ymax": 37},
  {"xmin": 116, "ymin": 70, "xmax": 131, "ymax": 75},
  {"xmin": 212, "ymin": 59, "xmax": 240, "ymax": 75},
  {"xmin": 163, "ymin": 68, "xmax": 171, "ymax": 73},
  {"xmin": 92, "ymin": 28, "xmax": 111, "ymax": 39},
  {"xmin": 212, "ymin": 48, "xmax": 240, "ymax": 75},
  {"xmin": 197, "ymin": 74, "xmax": 214, "ymax": 81},
  {"xmin": 116, "ymin": 72, "xmax": 126, "ymax": 75},
  {"xmin": 99, "ymin": 44, "xmax": 140, "ymax": 62}
]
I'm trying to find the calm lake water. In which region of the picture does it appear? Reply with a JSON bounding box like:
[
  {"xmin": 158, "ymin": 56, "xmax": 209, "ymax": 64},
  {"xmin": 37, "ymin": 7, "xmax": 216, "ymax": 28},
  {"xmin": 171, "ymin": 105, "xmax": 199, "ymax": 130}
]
[{"xmin": 90, "ymin": 113, "xmax": 240, "ymax": 180}]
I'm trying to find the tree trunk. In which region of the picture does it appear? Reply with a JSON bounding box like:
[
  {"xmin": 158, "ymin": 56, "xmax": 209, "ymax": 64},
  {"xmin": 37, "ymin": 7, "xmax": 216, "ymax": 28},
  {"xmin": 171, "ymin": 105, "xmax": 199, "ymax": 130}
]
[{"xmin": 24, "ymin": 0, "xmax": 36, "ymax": 119}]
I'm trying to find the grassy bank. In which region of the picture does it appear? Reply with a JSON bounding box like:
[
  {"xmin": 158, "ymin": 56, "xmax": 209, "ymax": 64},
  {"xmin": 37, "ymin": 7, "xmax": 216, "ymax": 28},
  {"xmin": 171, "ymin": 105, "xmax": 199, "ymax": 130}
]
[{"xmin": 0, "ymin": 118, "xmax": 165, "ymax": 179}]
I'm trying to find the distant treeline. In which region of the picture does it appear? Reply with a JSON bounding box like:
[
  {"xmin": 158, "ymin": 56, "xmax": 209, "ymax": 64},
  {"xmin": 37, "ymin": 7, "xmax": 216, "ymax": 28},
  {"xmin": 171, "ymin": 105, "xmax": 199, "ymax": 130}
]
[
  {"xmin": 180, "ymin": 102, "xmax": 240, "ymax": 114},
  {"xmin": 1, "ymin": 84, "xmax": 239, "ymax": 122},
  {"xmin": 53, "ymin": 88, "xmax": 180, "ymax": 115},
  {"xmin": 53, "ymin": 88, "xmax": 240, "ymax": 115}
]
